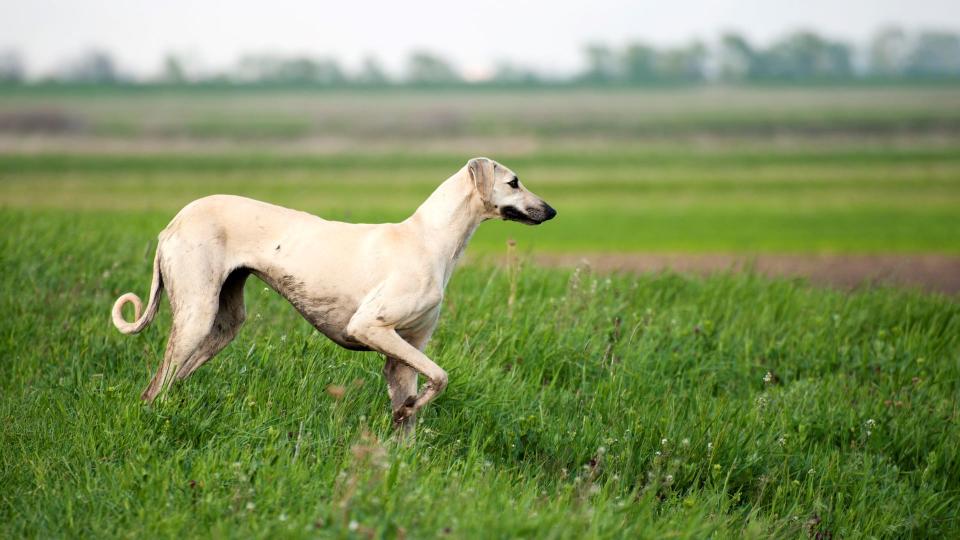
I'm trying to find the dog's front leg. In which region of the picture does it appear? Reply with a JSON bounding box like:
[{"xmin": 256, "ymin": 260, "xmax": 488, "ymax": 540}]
[
  {"xmin": 384, "ymin": 356, "xmax": 418, "ymax": 437},
  {"xmin": 347, "ymin": 316, "xmax": 448, "ymax": 430}
]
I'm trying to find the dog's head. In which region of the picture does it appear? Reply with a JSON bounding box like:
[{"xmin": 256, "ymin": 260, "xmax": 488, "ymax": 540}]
[{"xmin": 467, "ymin": 157, "xmax": 557, "ymax": 225}]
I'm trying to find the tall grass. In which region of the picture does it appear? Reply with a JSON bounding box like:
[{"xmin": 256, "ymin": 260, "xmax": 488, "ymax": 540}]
[{"xmin": 2, "ymin": 211, "xmax": 958, "ymax": 537}]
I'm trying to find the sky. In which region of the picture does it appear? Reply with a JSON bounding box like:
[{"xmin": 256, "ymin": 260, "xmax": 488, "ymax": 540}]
[{"xmin": 2, "ymin": 0, "xmax": 959, "ymax": 78}]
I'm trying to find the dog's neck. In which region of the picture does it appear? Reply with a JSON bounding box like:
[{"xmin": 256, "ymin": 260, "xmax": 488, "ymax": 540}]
[{"xmin": 409, "ymin": 169, "xmax": 488, "ymax": 283}]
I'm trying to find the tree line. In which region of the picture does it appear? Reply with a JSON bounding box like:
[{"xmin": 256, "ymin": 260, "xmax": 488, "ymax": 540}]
[{"xmin": 1, "ymin": 27, "xmax": 958, "ymax": 87}]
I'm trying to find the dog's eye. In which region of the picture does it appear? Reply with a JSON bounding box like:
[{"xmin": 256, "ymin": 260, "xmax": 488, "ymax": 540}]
[{"xmin": 507, "ymin": 178, "xmax": 519, "ymax": 189}]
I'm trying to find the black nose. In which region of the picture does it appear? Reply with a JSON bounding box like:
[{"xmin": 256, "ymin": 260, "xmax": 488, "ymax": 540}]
[{"xmin": 543, "ymin": 203, "xmax": 557, "ymax": 221}]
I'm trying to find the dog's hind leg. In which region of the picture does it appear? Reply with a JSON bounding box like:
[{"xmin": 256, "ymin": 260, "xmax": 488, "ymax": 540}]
[
  {"xmin": 141, "ymin": 269, "xmax": 249, "ymax": 401},
  {"xmin": 139, "ymin": 248, "xmax": 237, "ymax": 403},
  {"xmin": 141, "ymin": 291, "xmax": 220, "ymax": 402},
  {"xmin": 175, "ymin": 269, "xmax": 248, "ymax": 381}
]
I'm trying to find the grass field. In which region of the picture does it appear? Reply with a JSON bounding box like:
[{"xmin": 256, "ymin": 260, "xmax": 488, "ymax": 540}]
[
  {"xmin": 3, "ymin": 86, "xmax": 960, "ymax": 253},
  {"xmin": 2, "ymin": 147, "xmax": 959, "ymax": 253},
  {"xmin": 2, "ymin": 86, "xmax": 960, "ymax": 537},
  {"xmin": 2, "ymin": 211, "xmax": 959, "ymax": 537}
]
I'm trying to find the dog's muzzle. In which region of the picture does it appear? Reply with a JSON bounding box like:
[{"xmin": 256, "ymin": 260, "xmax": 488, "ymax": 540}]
[{"xmin": 501, "ymin": 202, "xmax": 557, "ymax": 225}]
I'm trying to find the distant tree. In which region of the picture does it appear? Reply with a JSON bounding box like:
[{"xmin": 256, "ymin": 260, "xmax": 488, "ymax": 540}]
[
  {"xmin": 655, "ymin": 41, "xmax": 707, "ymax": 82},
  {"xmin": 160, "ymin": 54, "xmax": 186, "ymax": 84},
  {"xmin": 823, "ymin": 41, "xmax": 854, "ymax": 78},
  {"xmin": 406, "ymin": 51, "xmax": 460, "ymax": 84},
  {"xmin": 717, "ymin": 33, "xmax": 756, "ymax": 81},
  {"xmin": 868, "ymin": 27, "xmax": 909, "ymax": 77},
  {"xmin": 580, "ymin": 44, "xmax": 619, "ymax": 83},
  {"xmin": 622, "ymin": 43, "xmax": 657, "ymax": 83},
  {"xmin": 356, "ymin": 56, "xmax": 389, "ymax": 85},
  {"xmin": 60, "ymin": 50, "xmax": 119, "ymax": 83},
  {"xmin": 905, "ymin": 31, "xmax": 960, "ymax": 77},
  {"xmin": 313, "ymin": 58, "xmax": 346, "ymax": 85},
  {"xmin": 0, "ymin": 49, "xmax": 25, "ymax": 83},
  {"xmin": 757, "ymin": 31, "xmax": 852, "ymax": 80},
  {"xmin": 278, "ymin": 58, "xmax": 317, "ymax": 83},
  {"xmin": 235, "ymin": 55, "xmax": 268, "ymax": 82},
  {"xmin": 491, "ymin": 61, "xmax": 540, "ymax": 84},
  {"xmin": 288, "ymin": 58, "xmax": 344, "ymax": 85},
  {"xmin": 236, "ymin": 54, "xmax": 345, "ymax": 85}
]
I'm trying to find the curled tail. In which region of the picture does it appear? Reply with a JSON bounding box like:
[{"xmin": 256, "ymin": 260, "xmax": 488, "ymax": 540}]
[{"xmin": 112, "ymin": 248, "xmax": 163, "ymax": 335}]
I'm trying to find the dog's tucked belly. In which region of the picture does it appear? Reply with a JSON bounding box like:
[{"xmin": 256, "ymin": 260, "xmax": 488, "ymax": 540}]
[{"xmin": 251, "ymin": 269, "xmax": 371, "ymax": 351}]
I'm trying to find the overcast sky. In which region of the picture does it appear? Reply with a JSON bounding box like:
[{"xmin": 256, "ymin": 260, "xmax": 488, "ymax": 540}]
[{"xmin": 2, "ymin": 0, "xmax": 959, "ymax": 78}]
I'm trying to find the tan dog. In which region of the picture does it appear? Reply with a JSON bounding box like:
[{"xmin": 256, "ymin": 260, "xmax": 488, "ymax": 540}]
[{"xmin": 112, "ymin": 157, "xmax": 555, "ymax": 434}]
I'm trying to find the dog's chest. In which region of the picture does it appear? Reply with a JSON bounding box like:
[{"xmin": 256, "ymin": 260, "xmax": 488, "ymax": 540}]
[
  {"xmin": 296, "ymin": 296, "xmax": 369, "ymax": 351},
  {"xmin": 254, "ymin": 270, "xmax": 365, "ymax": 348}
]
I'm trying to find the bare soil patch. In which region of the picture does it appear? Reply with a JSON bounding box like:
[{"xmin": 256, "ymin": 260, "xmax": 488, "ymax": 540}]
[{"xmin": 532, "ymin": 253, "xmax": 960, "ymax": 295}]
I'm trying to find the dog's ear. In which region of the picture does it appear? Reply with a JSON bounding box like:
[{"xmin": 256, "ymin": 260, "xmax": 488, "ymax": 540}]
[{"xmin": 467, "ymin": 157, "xmax": 495, "ymax": 203}]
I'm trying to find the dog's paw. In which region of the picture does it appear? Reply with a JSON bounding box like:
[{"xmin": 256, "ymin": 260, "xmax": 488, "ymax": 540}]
[
  {"xmin": 392, "ymin": 406, "xmax": 415, "ymax": 425},
  {"xmin": 392, "ymin": 396, "xmax": 417, "ymax": 425}
]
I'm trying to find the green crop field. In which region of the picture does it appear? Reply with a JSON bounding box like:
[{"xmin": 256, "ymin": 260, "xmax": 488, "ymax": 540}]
[
  {"xmin": 2, "ymin": 146, "xmax": 960, "ymax": 253},
  {"xmin": 4, "ymin": 86, "xmax": 960, "ymax": 139},
  {"xmin": 2, "ymin": 87, "xmax": 959, "ymax": 538},
  {"xmin": 3, "ymin": 86, "xmax": 960, "ymax": 254}
]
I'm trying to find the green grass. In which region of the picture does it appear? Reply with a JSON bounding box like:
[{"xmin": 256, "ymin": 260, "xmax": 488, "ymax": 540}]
[
  {"xmin": 2, "ymin": 210, "xmax": 959, "ymax": 538},
  {"xmin": 2, "ymin": 147, "xmax": 959, "ymax": 253},
  {"xmin": 2, "ymin": 86, "xmax": 959, "ymax": 537}
]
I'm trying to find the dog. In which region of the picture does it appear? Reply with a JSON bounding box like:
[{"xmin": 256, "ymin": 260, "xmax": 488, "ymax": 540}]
[{"xmin": 111, "ymin": 157, "xmax": 556, "ymax": 434}]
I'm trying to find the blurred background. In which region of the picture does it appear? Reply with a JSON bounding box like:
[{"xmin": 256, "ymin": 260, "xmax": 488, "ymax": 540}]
[{"xmin": 2, "ymin": 0, "xmax": 959, "ymax": 291}]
